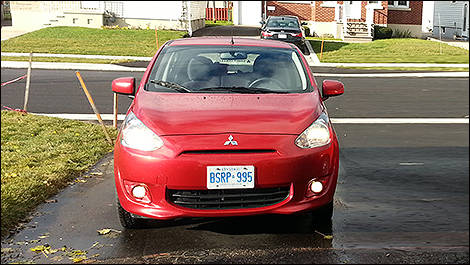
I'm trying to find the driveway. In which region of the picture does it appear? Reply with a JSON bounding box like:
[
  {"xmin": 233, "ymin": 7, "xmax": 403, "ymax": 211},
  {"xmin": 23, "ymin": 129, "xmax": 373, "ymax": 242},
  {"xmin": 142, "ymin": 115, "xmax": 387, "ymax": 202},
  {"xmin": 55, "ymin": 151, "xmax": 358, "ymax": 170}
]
[{"xmin": 192, "ymin": 25, "xmax": 260, "ymax": 37}]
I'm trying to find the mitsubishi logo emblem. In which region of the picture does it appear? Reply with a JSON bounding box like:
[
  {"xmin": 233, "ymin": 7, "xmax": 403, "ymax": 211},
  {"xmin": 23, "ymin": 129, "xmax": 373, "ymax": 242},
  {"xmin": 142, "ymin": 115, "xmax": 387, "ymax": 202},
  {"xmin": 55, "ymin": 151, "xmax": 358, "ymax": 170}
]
[{"xmin": 224, "ymin": 135, "xmax": 238, "ymax": 146}]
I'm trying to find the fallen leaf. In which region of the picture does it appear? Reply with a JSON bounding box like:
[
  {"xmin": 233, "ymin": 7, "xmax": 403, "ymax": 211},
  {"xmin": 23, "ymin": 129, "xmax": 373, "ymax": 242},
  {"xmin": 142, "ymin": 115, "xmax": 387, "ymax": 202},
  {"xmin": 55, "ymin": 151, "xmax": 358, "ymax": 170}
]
[
  {"xmin": 75, "ymin": 179, "xmax": 87, "ymax": 183},
  {"xmin": 30, "ymin": 245, "xmax": 49, "ymax": 253},
  {"xmin": 90, "ymin": 172, "xmax": 103, "ymax": 176},
  {"xmin": 323, "ymin": 235, "xmax": 333, "ymax": 240},
  {"xmin": 71, "ymin": 256, "xmax": 87, "ymax": 263},
  {"xmin": 97, "ymin": 229, "xmax": 111, "ymax": 235},
  {"xmin": 97, "ymin": 228, "xmax": 121, "ymax": 235}
]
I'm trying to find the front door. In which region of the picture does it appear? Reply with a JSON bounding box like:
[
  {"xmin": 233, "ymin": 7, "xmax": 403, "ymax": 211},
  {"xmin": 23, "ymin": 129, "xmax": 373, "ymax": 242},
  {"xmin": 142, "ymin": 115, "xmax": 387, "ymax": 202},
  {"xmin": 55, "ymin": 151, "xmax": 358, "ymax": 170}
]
[{"xmin": 345, "ymin": 1, "xmax": 362, "ymax": 19}]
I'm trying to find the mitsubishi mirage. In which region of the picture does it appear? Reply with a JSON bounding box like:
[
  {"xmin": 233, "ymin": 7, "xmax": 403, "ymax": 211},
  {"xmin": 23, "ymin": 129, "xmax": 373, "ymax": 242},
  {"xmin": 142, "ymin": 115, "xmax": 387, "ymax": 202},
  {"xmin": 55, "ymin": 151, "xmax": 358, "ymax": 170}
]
[{"xmin": 112, "ymin": 37, "xmax": 344, "ymax": 228}]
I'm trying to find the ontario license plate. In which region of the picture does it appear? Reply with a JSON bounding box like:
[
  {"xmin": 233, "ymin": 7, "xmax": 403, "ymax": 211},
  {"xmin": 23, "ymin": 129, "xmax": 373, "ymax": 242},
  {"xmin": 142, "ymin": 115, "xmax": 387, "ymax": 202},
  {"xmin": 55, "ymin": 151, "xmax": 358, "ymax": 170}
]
[
  {"xmin": 278, "ymin": 34, "xmax": 287, "ymax": 38},
  {"xmin": 207, "ymin": 166, "xmax": 255, "ymax": 189}
]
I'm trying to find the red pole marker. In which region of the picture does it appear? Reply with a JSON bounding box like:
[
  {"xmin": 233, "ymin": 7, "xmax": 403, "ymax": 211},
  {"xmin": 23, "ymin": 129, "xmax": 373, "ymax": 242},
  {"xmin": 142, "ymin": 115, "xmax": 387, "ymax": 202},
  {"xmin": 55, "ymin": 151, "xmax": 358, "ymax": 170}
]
[{"xmin": 1, "ymin": 75, "xmax": 27, "ymax": 87}]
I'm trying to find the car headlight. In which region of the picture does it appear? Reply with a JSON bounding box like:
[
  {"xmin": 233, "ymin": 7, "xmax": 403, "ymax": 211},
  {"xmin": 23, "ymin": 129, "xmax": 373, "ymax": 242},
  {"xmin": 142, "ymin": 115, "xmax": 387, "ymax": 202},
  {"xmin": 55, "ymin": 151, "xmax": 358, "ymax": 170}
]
[
  {"xmin": 121, "ymin": 112, "xmax": 163, "ymax": 151},
  {"xmin": 295, "ymin": 112, "xmax": 331, "ymax": 148}
]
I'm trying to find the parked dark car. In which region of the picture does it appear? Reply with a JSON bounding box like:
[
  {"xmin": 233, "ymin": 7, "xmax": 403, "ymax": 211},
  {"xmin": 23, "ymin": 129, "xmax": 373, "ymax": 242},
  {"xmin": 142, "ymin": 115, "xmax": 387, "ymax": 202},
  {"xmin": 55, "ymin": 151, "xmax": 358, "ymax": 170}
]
[{"xmin": 260, "ymin": 15, "xmax": 308, "ymax": 54}]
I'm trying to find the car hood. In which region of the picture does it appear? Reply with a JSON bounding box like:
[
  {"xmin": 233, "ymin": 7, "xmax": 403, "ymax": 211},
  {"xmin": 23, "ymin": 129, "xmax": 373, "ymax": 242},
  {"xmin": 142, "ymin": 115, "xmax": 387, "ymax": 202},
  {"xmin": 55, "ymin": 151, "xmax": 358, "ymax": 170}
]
[{"xmin": 132, "ymin": 90, "xmax": 323, "ymax": 136}]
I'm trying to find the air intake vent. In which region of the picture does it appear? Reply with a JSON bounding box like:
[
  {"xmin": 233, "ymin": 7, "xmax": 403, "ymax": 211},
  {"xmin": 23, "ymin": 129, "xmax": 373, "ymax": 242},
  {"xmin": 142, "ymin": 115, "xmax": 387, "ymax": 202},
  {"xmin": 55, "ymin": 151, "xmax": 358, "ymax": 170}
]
[
  {"xmin": 180, "ymin": 149, "xmax": 276, "ymax": 155},
  {"xmin": 167, "ymin": 187, "xmax": 290, "ymax": 209}
]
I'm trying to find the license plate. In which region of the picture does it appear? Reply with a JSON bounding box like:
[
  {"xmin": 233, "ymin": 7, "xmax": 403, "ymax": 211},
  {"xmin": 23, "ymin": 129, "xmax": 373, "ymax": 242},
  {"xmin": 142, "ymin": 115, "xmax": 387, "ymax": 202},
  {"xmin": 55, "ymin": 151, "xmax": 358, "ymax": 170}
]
[
  {"xmin": 278, "ymin": 34, "xmax": 287, "ymax": 39},
  {"xmin": 207, "ymin": 166, "xmax": 255, "ymax": 189}
]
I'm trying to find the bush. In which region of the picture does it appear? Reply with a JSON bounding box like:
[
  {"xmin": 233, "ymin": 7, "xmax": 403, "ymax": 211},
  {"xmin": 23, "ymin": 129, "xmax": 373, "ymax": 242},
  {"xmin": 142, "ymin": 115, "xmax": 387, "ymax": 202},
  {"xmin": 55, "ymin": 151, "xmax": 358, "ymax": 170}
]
[
  {"xmin": 374, "ymin": 26, "xmax": 393, "ymax": 40},
  {"xmin": 392, "ymin": 29, "xmax": 412, "ymax": 38},
  {"xmin": 303, "ymin": 26, "xmax": 310, "ymax": 37}
]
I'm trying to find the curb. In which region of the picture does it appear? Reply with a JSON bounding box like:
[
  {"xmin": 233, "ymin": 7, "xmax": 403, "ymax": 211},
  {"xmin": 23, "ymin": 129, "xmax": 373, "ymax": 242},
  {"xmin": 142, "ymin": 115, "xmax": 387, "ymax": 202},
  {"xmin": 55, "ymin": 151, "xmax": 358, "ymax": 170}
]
[
  {"xmin": 304, "ymin": 40, "xmax": 320, "ymax": 65},
  {"xmin": 2, "ymin": 52, "xmax": 153, "ymax": 61},
  {"xmin": 1, "ymin": 61, "xmax": 146, "ymax": 72}
]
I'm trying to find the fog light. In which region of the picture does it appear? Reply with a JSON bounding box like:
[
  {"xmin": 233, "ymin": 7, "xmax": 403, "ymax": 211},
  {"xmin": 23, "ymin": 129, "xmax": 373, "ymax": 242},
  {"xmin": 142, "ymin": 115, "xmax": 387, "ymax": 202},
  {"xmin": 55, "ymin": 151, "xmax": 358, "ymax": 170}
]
[
  {"xmin": 310, "ymin": 181, "xmax": 323, "ymax": 193},
  {"xmin": 132, "ymin": 185, "xmax": 147, "ymax": 198}
]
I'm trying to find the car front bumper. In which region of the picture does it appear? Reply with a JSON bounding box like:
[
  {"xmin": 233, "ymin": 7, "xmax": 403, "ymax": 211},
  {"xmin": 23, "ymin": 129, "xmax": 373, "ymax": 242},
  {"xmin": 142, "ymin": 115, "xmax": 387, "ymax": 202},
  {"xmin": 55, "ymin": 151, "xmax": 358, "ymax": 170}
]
[{"xmin": 114, "ymin": 133, "xmax": 339, "ymax": 220}]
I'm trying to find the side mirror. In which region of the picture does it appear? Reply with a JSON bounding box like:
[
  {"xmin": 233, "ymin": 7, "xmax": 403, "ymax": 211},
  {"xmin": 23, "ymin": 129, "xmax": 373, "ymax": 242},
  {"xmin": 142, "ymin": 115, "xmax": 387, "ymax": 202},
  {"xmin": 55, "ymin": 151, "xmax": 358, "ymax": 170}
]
[
  {"xmin": 112, "ymin": 77, "xmax": 135, "ymax": 95},
  {"xmin": 321, "ymin": 80, "xmax": 344, "ymax": 100},
  {"xmin": 260, "ymin": 21, "xmax": 265, "ymax": 25},
  {"xmin": 301, "ymin": 21, "xmax": 308, "ymax": 26}
]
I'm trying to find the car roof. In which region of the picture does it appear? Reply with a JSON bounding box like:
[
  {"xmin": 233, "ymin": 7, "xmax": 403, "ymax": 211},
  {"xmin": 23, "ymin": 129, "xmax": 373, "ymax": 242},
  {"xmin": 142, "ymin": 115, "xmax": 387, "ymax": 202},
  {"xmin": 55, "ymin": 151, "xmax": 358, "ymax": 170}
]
[
  {"xmin": 268, "ymin": 15, "xmax": 299, "ymax": 20},
  {"xmin": 169, "ymin": 37, "xmax": 295, "ymax": 49}
]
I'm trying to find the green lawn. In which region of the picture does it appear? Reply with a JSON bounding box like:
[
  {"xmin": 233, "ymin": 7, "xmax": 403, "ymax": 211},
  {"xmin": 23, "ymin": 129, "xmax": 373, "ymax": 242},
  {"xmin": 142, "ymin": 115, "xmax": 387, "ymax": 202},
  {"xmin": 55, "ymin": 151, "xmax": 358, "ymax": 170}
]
[
  {"xmin": 1, "ymin": 56, "xmax": 135, "ymax": 64},
  {"xmin": 309, "ymin": 38, "xmax": 469, "ymax": 63},
  {"xmin": 205, "ymin": 20, "xmax": 234, "ymax": 27},
  {"xmin": 1, "ymin": 111, "xmax": 117, "ymax": 237},
  {"xmin": 1, "ymin": 26, "xmax": 187, "ymax": 57}
]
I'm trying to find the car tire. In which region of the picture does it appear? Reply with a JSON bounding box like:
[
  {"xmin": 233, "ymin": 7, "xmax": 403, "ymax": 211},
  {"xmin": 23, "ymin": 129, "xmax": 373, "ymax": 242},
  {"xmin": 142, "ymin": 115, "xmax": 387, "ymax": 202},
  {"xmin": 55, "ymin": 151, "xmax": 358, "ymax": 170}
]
[
  {"xmin": 117, "ymin": 198, "xmax": 144, "ymax": 229},
  {"xmin": 311, "ymin": 201, "xmax": 333, "ymax": 224}
]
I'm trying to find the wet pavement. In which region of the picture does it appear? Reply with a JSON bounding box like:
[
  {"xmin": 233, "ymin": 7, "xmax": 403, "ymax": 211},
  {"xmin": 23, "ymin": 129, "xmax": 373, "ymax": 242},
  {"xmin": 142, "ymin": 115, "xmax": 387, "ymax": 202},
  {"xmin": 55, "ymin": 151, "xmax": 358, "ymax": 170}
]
[
  {"xmin": 1, "ymin": 69, "xmax": 468, "ymax": 263},
  {"xmin": 1, "ymin": 123, "xmax": 468, "ymax": 264},
  {"xmin": 192, "ymin": 25, "xmax": 260, "ymax": 37}
]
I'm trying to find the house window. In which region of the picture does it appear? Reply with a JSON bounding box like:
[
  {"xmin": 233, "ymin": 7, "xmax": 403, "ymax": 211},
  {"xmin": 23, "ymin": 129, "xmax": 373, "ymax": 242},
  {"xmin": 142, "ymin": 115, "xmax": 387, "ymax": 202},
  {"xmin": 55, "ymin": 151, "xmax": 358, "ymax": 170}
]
[{"xmin": 388, "ymin": 1, "xmax": 409, "ymax": 8}]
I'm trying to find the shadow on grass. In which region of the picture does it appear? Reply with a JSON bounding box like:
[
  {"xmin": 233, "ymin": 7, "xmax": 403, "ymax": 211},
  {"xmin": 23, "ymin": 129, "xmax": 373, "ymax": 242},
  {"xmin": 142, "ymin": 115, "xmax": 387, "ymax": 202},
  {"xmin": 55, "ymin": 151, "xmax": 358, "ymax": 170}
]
[{"xmin": 308, "ymin": 40, "xmax": 349, "ymax": 54}]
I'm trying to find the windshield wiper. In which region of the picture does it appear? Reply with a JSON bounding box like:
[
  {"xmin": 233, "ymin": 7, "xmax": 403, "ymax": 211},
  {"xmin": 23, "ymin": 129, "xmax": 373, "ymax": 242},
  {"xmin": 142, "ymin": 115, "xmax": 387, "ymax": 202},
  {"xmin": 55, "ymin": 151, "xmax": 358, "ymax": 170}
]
[
  {"xmin": 149, "ymin": 80, "xmax": 192, "ymax": 93},
  {"xmin": 198, "ymin": 86, "xmax": 288, "ymax": 94}
]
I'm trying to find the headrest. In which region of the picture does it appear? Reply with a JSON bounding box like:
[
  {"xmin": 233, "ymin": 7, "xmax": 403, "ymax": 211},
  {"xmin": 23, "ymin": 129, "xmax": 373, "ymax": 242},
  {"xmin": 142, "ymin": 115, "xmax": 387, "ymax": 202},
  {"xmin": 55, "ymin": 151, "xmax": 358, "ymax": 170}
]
[{"xmin": 187, "ymin": 56, "xmax": 214, "ymax": 81}]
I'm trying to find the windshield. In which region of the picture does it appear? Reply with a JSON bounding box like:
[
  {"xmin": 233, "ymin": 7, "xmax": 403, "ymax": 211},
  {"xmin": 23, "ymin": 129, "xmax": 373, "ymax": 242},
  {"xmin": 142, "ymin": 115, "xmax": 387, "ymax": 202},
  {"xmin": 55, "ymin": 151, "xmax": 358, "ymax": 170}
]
[
  {"xmin": 146, "ymin": 45, "xmax": 311, "ymax": 94},
  {"xmin": 266, "ymin": 17, "xmax": 299, "ymax": 28}
]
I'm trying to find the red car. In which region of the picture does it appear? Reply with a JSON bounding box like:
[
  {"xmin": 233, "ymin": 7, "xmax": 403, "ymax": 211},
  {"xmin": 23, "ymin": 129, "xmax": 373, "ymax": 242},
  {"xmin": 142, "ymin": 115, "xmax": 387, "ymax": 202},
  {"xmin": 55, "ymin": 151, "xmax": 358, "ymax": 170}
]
[{"xmin": 112, "ymin": 37, "xmax": 344, "ymax": 228}]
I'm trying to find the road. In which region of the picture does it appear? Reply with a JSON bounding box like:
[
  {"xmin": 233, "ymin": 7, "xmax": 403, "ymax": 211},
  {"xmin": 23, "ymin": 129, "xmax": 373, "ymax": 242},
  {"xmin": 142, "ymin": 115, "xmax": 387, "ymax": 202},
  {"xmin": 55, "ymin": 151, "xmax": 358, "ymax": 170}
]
[
  {"xmin": 1, "ymin": 68, "xmax": 469, "ymax": 263},
  {"xmin": 1, "ymin": 69, "xmax": 469, "ymax": 118}
]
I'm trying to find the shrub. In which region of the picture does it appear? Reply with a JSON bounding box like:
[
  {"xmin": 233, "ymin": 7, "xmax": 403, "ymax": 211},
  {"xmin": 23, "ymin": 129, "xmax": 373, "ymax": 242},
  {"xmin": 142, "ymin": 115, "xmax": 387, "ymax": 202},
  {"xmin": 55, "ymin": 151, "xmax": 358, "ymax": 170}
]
[
  {"xmin": 374, "ymin": 26, "xmax": 393, "ymax": 40},
  {"xmin": 392, "ymin": 29, "xmax": 413, "ymax": 38}
]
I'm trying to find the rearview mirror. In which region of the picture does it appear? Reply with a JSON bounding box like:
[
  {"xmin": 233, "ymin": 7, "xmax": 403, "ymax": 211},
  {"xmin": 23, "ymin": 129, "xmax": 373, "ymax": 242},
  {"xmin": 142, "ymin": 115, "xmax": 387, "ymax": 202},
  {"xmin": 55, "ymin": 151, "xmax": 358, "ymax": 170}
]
[
  {"xmin": 321, "ymin": 80, "xmax": 344, "ymax": 100},
  {"xmin": 112, "ymin": 77, "xmax": 135, "ymax": 95},
  {"xmin": 220, "ymin": 52, "xmax": 248, "ymax": 60}
]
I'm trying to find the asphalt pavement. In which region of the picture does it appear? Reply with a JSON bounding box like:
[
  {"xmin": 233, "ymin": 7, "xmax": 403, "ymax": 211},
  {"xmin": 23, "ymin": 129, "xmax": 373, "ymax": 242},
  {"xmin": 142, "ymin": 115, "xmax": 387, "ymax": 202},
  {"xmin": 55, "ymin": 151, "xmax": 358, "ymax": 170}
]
[{"xmin": 1, "ymin": 68, "xmax": 469, "ymax": 263}]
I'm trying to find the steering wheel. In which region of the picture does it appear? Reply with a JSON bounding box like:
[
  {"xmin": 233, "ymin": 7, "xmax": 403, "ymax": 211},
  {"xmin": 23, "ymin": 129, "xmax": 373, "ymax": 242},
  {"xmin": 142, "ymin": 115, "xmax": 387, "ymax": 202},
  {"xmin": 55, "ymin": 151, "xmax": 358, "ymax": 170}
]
[{"xmin": 248, "ymin": 77, "xmax": 284, "ymax": 90}]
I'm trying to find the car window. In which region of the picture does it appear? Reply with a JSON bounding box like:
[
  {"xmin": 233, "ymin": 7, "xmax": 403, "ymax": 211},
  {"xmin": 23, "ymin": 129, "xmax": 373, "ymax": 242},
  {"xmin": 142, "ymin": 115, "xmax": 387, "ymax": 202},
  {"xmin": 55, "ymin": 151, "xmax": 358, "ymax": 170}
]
[
  {"xmin": 147, "ymin": 45, "xmax": 312, "ymax": 93},
  {"xmin": 267, "ymin": 17, "xmax": 299, "ymax": 28}
]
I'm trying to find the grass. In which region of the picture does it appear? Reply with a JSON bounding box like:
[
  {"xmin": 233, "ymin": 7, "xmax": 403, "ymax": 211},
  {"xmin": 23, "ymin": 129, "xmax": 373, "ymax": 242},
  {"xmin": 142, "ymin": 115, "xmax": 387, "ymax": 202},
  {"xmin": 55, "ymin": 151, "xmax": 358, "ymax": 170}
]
[
  {"xmin": 205, "ymin": 20, "xmax": 234, "ymax": 27},
  {"xmin": 1, "ymin": 56, "xmax": 135, "ymax": 64},
  {"xmin": 1, "ymin": 26, "xmax": 187, "ymax": 57},
  {"xmin": 1, "ymin": 110, "xmax": 118, "ymax": 237},
  {"xmin": 306, "ymin": 36, "xmax": 342, "ymax": 41},
  {"xmin": 309, "ymin": 38, "xmax": 469, "ymax": 63}
]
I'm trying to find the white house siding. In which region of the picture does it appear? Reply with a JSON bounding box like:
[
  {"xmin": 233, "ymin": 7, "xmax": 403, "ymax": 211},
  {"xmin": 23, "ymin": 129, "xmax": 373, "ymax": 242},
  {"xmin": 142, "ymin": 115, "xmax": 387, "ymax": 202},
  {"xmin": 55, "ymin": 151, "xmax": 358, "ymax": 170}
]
[
  {"xmin": 121, "ymin": 1, "xmax": 182, "ymax": 20},
  {"xmin": 433, "ymin": 1, "xmax": 469, "ymax": 39}
]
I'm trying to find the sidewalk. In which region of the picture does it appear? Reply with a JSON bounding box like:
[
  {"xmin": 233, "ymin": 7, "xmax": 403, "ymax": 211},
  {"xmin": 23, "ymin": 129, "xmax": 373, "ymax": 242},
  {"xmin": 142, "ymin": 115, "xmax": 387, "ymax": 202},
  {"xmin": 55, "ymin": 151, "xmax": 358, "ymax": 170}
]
[
  {"xmin": 427, "ymin": 37, "xmax": 469, "ymax": 50},
  {"xmin": 1, "ymin": 25, "xmax": 35, "ymax": 41}
]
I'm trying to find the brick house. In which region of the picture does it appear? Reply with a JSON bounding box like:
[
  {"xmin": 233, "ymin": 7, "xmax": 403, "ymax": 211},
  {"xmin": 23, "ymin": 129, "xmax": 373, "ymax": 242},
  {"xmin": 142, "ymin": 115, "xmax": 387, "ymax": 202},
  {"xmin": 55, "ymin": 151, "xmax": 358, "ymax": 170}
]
[{"xmin": 261, "ymin": 1, "xmax": 434, "ymax": 42}]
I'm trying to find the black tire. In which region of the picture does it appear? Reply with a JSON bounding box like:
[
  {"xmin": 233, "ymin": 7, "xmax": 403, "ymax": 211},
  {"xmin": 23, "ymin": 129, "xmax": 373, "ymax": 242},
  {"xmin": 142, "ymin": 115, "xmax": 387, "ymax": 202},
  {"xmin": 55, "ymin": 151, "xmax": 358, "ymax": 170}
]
[
  {"xmin": 117, "ymin": 198, "xmax": 144, "ymax": 229},
  {"xmin": 311, "ymin": 201, "xmax": 333, "ymax": 225}
]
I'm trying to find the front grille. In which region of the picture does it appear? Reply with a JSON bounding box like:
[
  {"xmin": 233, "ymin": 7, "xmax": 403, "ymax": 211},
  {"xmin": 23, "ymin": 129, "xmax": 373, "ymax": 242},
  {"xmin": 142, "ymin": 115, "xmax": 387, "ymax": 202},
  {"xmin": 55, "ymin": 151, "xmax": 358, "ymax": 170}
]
[
  {"xmin": 180, "ymin": 149, "xmax": 276, "ymax": 155},
  {"xmin": 167, "ymin": 186, "xmax": 290, "ymax": 210}
]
